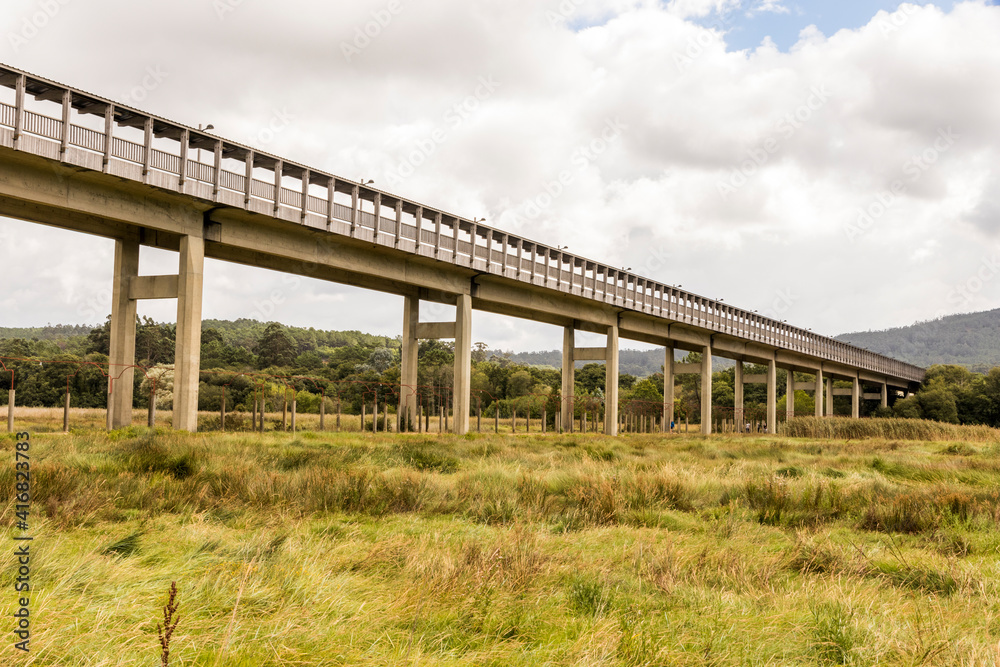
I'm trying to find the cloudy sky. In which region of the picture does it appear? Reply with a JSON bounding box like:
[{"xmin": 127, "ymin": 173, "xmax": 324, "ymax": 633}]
[{"xmin": 1, "ymin": 0, "xmax": 999, "ymax": 352}]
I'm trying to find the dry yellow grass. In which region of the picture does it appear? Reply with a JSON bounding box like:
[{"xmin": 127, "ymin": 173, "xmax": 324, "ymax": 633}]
[{"xmin": 2, "ymin": 412, "xmax": 1000, "ymax": 665}]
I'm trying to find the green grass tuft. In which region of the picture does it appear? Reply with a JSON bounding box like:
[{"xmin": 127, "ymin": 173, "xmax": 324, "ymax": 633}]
[{"xmin": 101, "ymin": 531, "xmax": 143, "ymax": 557}]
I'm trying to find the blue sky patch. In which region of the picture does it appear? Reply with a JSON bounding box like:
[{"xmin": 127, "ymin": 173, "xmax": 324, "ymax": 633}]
[{"xmin": 698, "ymin": 1, "xmax": 981, "ymax": 52}]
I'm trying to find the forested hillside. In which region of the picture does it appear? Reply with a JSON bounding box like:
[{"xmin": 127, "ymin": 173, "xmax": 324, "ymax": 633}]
[
  {"xmin": 508, "ymin": 349, "xmax": 735, "ymax": 376},
  {"xmin": 836, "ymin": 308, "xmax": 1000, "ymax": 371},
  {"xmin": 508, "ymin": 349, "xmax": 665, "ymax": 376}
]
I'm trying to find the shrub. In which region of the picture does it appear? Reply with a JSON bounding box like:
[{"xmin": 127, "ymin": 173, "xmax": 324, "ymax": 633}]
[
  {"xmin": 567, "ymin": 576, "xmax": 611, "ymax": 617},
  {"xmin": 811, "ymin": 602, "xmax": 863, "ymax": 665},
  {"xmin": 859, "ymin": 494, "xmax": 937, "ymax": 534},
  {"xmin": 399, "ymin": 443, "xmax": 459, "ymax": 473},
  {"xmin": 116, "ymin": 434, "xmax": 198, "ymax": 480},
  {"xmin": 744, "ymin": 477, "xmax": 790, "ymax": 525}
]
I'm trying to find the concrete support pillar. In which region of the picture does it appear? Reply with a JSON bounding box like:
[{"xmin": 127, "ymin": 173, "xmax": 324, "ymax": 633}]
[
  {"xmin": 852, "ymin": 377, "xmax": 860, "ymax": 419},
  {"xmin": 734, "ymin": 361, "xmax": 744, "ymax": 427},
  {"xmin": 664, "ymin": 344, "xmax": 674, "ymax": 432},
  {"xmin": 881, "ymin": 383, "xmax": 888, "ymax": 409},
  {"xmin": 108, "ymin": 238, "xmax": 139, "ymax": 428},
  {"xmin": 814, "ymin": 369, "xmax": 824, "ymax": 418},
  {"xmin": 786, "ymin": 369, "xmax": 795, "ymax": 421},
  {"xmin": 453, "ymin": 293, "xmax": 472, "ymax": 435},
  {"xmin": 701, "ymin": 345, "xmax": 712, "ymax": 435},
  {"xmin": 174, "ymin": 235, "xmax": 205, "ymax": 432},
  {"xmin": 562, "ymin": 326, "xmax": 575, "ymax": 433},
  {"xmin": 826, "ymin": 378, "xmax": 833, "ymax": 417},
  {"xmin": 604, "ymin": 323, "xmax": 619, "ymax": 436},
  {"xmin": 401, "ymin": 295, "xmax": 419, "ymax": 431},
  {"xmin": 6, "ymin": 389, "xmax": 13, "ymax": 433},
  {"xmin": 148, "ymin": 387, "xmax": 156, "ymax": 427},
  {"xmin": 64, "ymin": 387, "xmax": 70, "ymax": 433},
  {"xmin": 766, "ymin": 357, "xmax": 777, "ymax": 434}
]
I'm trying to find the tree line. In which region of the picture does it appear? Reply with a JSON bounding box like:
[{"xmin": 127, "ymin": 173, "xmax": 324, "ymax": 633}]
[{"xmin": 2, "ymin": 319, "xmax": 999, "ymax": 428}]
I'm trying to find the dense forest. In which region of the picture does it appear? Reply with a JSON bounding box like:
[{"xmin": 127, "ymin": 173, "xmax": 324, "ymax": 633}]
[
  {"xmin": 3, "ymin": 317, "xmax": 1000, "ymax": 429},
  {"xmin": 0, "ymin": 318, "xmax": 671, "ymax": 425},
  {"xmin": 836, "ymin": 308, "xmax": 1000, "ymax": 371}
]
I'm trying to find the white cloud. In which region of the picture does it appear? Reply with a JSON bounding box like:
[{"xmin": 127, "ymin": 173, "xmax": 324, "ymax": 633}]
[
  {"xmin": 749, "ymin": 0, "xmax": 790, "ymax": 16},
  {"xmin": 1, "ymin": 0, "xmax": 999, "ymax": 350},
  {"xmin": 667, "ymin": 0, "xmax": 741, "ymax": 19}
]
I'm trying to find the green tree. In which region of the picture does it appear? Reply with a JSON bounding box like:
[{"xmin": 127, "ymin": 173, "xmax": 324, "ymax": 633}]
[
  {"xmin": 86, "ymin": 317, "xmax": 111, "ymax": 356},
  {"xmin": 508, "ymin": 370, "xmax": 533, "ymax": 397},
  {"xmin": 576, "ymin": 363, "xmax": 605, "ymax": 394},
  {"xmin": 917, "ymin": 386, "xmax": 959, "ymax": 423},
  {"xmin": 630, "ymin": 376, "xmax": 663, "ymax": 403},
  {"xmin": 294, "ymin": 351, "xmax": 324, "ymax": 370},
  {"xmin": 777, "ymin": 390, "xmax": 814, "ymax": 417},
  {"xmin": 364, "ymin": 348, "xmax": 396, "ymax": 374},
  {"xmin": 982, "ymin": 368, "xmax": 1000, "ymax": 426},
  {"xmin": 256, "ymin": 323, "xmax": 297, "ymax": 368},
  {"xmin": 893, "ymin": 395, "xmax": 923, "ymax": 419}
]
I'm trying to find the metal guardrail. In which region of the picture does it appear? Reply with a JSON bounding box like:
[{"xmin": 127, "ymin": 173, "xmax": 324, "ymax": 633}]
[{"xmin": 0, "ymin": 63, "xmax": 925, "ymax": 385}]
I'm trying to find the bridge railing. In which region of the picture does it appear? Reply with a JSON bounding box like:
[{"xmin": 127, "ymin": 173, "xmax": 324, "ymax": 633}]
[{"xmin": 0, "ymin": 65, "xmax": 926, "ymax": 385}]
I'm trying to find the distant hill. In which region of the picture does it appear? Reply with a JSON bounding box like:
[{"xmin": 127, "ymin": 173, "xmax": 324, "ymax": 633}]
[
  {"xmin": 507, "ymin": 349, "xmax": 667, "ymax": 377},
  {"xmin": 836, "ymin": 308, "xmax": 1000, "ymax": 372},
  {"xmin": 507, "ymin": 348, "xmax": 736, "ymax": 378}
]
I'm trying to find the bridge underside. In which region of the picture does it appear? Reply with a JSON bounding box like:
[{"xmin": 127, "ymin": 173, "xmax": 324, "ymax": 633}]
[{"xmin": 0, "ymin": 139, "xmax": 919, "ymax": 435}]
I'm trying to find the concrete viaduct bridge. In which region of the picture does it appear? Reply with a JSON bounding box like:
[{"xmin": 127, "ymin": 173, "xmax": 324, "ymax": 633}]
[{"xmin": 0, "ymin": 64, "xmax": 925, "ymax": 435}]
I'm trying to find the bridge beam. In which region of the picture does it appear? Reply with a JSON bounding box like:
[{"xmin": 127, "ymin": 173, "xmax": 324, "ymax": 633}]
[
  {"xmin": 561, "ymin": 326, "xmax": 574, "ymax": 433},
  {"xmin": 108, "ymin": 238, "xmax": 139, "ymax": 429},
  {"xmin": 173, "ymin": 234, "xmax": 204, "ymax": 432}
]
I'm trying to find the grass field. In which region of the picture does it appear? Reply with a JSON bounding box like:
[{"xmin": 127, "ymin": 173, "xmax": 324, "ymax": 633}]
[{"xmin": 2, "ymin": 411, "xmax": 1000, "ymax": 665}]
